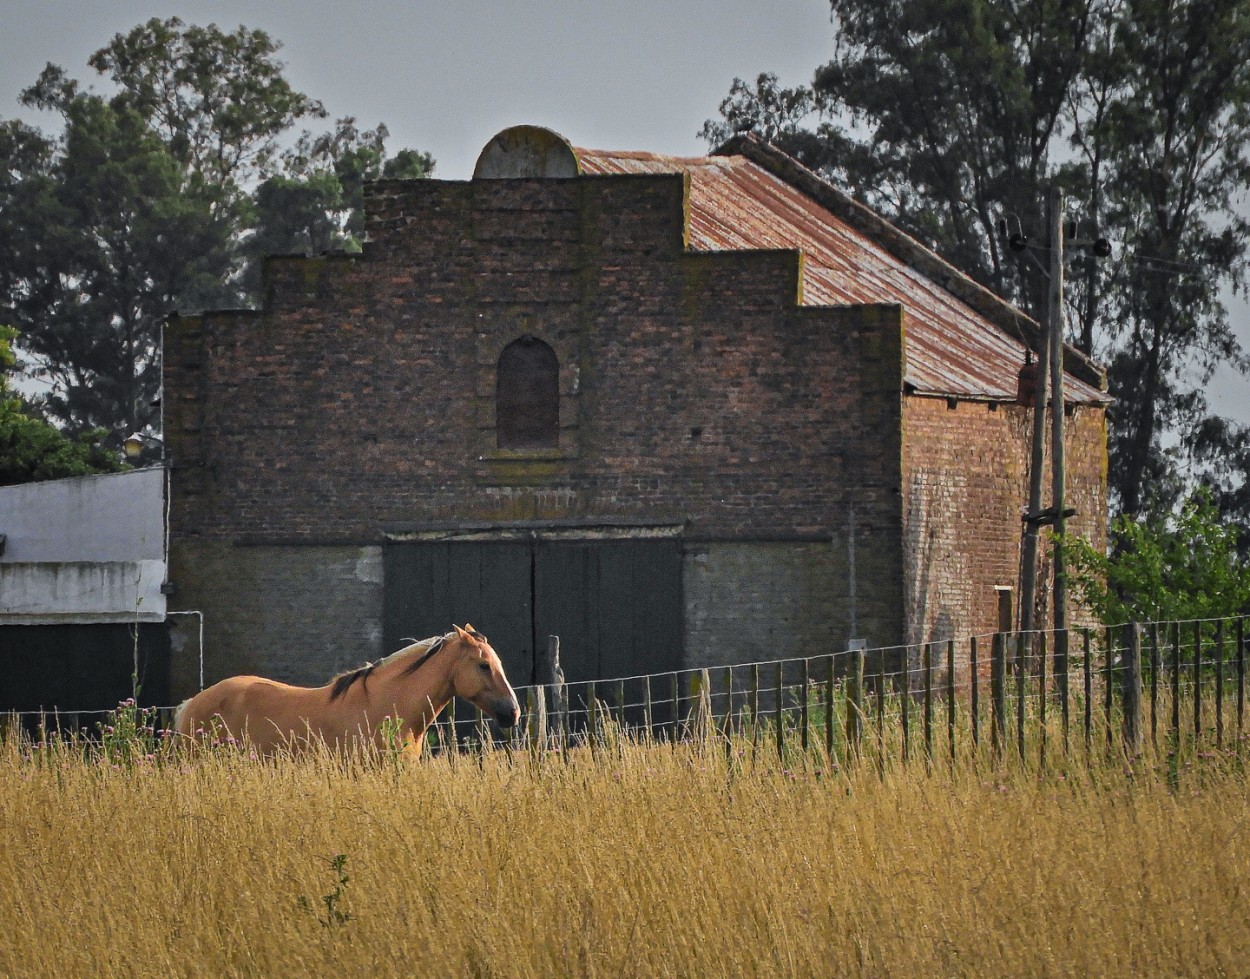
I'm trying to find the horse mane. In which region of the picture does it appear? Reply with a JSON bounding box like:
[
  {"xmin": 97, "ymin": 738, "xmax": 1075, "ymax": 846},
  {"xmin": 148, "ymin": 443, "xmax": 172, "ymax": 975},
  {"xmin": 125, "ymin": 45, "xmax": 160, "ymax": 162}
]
[
  {"xmin": 400, "ymin": 635, "xmax": 446, "ymax": 676},
  {"xmin": 329, "ymin": 664, "xmax": 376, "ymax": 701},
  {"xmin": 328, "ymin": 634, "xmax": 446, "ymax": 701}
]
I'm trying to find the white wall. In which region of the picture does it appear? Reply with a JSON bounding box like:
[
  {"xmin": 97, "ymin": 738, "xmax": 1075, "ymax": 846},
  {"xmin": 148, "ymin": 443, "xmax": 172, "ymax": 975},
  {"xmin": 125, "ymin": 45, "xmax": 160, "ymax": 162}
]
[{"xmin": 0, "ymin": 468, "xmax": 166, "ymax": 623}]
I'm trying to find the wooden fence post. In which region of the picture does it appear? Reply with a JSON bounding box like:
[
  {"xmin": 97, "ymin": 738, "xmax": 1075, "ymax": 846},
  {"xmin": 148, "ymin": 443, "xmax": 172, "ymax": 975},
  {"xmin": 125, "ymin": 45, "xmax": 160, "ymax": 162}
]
[
  {"xmin": 847, "ymin": 646, "xmax": 865, "ymax": 761},
  {"xmin": 775, "ymin": 660, "xmax": 785, "ymax": 763},
  {"xmin": 526, "ymin": 684, "xmax": 547, "ymax": 752},
  {"xmin": 1121, "ymin": 623, "xmax": 1143, "ymax": 752},
  {"xmin": 900, "ymin": 647, "xmax": 911, "ymax": 764},
  {"xmin": 1148, "ymin": 623, "xmax": 1160, "ymax": 748},
  {"xmin": 1193, "ymin": 621, "xmax": 1203, "ymax": 741},
  {"xmin": 991, "ymin": 632, "xmax": 1007, "ymax": 757},
  {"xmin": 750, "ymin": 664, "xmax": 760, "ymax": 751},
  {"xmin": 1055, "ymin": 626, "xmax": 1069, "ymax": 752},
  {"xmin": 970, "ymin": 636, "xmax": 980, "ymax": 749},
  {"xmin": 644, "ymin": 674, "xmax": 654, "ymax": 741},
  {"xmin": 587, "ymin": 680, "xmax": 597, "ymax": 751},
  {"xmin": 1238, "ymin": 617, "xmax": 1246, "ymax": 737},
  {"xmin": 876, "ymin": 648, "xmax": 887, "ymax": 776},
  {"xmin": 688, "ymin": 669, "xmax": 712, "ymax": 741},
  {"xmin": 445, "ymin": 703, "xmax": 458, "ymax": 758},
  {"xmin": 1215, "ymin": 619, "xmax": 1225, "ymax": 750},
  {"xmin": 1083, "ymin": 627, "xmax": 1093, "ymax": 753},
  {"xmin": 923, "ymin": 642, "xmax": 934, "ymax": 763},
  {"xmin": 1038, "ymin": 630, "xmax": 1048, "ymax": 767},
  {"xmin": 824, "ymin": 655, "xmax": 835, "ymax": 762},
  {"xmin": 800, "ymin": 658, "xmax": 811, "ymax": 753},
  {"xmin": 1171, "ymin": 622, "xmax": 1182, "ymax": 745},
  {"xmin": 670, "ymin": 673, "xmax": 680, "ymax": 744},
  {"xmin": 1104, "ymin": 626, "xmax": 1115, "ymax": 751},
  {"xmin": 538, "ymin": 635, "xmax": 565, "ymax": 753},
  {"xmin": 946, "ymin": 639, "xmax": 957, "ymax": 765},
  {"xmin": 1016, "ymin": 633, "xmax": 1027, "ymax": 761}
]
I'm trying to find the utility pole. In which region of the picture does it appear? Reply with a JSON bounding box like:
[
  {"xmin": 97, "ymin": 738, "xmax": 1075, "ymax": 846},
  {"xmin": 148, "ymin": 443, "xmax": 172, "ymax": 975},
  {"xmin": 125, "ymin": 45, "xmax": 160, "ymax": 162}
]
[
  {"xmin": 1020, "ymin": 330, "xmax": 1050, "ymax": 635},
  {"xmin": 1047, "ymin": 187, "xmax": 1069, "ymax": 660},
  {"xmin": 1018, "ymin": 237, "xmax": 1052, "ymax": 638},
  {"xmin": 1014, "ymin": 188, "xmax": 1105, "ymax": 647}
]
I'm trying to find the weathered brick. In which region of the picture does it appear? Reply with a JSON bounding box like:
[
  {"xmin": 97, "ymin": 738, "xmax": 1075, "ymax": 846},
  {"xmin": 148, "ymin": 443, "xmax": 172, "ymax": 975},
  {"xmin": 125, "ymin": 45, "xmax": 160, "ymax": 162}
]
[{"xmin": 163, "ymin": 170, "xmax": 1103, "ymax": 693}]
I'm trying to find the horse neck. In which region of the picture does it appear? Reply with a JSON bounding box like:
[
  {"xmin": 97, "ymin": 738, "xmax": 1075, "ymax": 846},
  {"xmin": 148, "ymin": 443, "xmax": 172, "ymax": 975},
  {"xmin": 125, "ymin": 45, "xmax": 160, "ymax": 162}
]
[{"xmin": 379, "ymin": 639, "xmax": 460, "ymax": 730}]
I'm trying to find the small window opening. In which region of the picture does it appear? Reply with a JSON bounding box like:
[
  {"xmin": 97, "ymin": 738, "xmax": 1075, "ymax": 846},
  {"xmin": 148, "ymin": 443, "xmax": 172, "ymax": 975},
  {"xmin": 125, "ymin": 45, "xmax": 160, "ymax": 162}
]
[{"xmin": 497, "ymin": 335, "xmax": 559, "ymax": 449}]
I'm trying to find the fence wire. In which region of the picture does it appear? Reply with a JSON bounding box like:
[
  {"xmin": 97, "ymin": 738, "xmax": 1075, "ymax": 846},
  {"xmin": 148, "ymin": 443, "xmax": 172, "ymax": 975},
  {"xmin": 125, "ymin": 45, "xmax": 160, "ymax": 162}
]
[{"xmin": 6, "ymin": 616, "xmax": 1247, "ymax": 767}]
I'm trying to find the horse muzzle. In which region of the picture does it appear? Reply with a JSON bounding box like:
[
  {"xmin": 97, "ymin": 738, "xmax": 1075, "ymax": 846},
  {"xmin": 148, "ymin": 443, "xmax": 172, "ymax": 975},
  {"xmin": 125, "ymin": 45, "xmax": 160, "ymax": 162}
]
[{"xmin": 493, "ymin": 700, "xmax": 521, "ymax": 729}]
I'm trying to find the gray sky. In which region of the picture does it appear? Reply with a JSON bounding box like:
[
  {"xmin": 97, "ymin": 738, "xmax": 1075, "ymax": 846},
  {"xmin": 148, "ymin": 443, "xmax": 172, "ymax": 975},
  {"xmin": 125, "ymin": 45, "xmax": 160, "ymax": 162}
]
[
  {"xmin": 2, "ymin": 0, "xmax": 835, "ymax": 178},
  {"xmin": 3, "ymin": 0, "xmax": 1248, "ymax": 426}
]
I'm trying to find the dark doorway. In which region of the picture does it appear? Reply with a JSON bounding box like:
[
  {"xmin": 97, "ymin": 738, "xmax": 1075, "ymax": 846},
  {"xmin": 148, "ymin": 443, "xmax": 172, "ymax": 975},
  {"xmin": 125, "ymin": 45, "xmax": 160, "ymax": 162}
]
[{"xmin": 383, "ymin": 538, "xmax": 683, "ymax": 688}]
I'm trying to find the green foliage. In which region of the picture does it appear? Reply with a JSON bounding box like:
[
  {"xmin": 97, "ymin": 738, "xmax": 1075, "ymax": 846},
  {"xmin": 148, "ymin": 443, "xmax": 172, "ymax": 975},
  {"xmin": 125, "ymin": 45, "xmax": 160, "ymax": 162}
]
[
  {"xmin": 0, "ymin": 18, "xmax": 433, "ymax": 444},
  {"xmin": 95, "ymin": 697, "xmax": 163, "ymax": 769},
  {"xmin": 704, "ymin": 0, "xmax": 1250, "ymax": 526},
  {"xmin": 0, "ymin": 325, "xmax": 122, "ymax": 485},
  {"xmin": 1063, "ymin": 489, "xmax": 1250, "ymax": 624},
  {"xmin": 297, "ymin": 853, "xmax": 353, "ymax": 929},
  {"xmin": 241, "ymin": 117, "xmax": 436, "ymax": 295}
]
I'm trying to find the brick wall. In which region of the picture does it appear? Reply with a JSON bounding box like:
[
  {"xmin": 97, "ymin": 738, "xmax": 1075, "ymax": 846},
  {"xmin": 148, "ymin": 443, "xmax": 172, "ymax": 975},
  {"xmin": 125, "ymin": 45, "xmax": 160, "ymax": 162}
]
[
  {"xmin": 167, "ymin": 176, "xmax": 904, "ymax": 545},
  {"xmin": 901, "ymin": 394, "xmax": 1107, "ymax": 654},
  {"xmin": 166, "ymin": 543, "xmax": 383, "ymax": 698},
  {"xmin": 162, "ymin": 169, "xmax": 1105, "ymax": 688}
]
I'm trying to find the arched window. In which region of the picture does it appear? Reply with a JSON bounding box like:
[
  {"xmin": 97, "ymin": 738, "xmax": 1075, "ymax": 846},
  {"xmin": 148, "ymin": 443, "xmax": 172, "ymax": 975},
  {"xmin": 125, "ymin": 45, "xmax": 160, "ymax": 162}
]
[{"xmin": 496, "ymin": 336, "xmax": 559, "ymax": 449}]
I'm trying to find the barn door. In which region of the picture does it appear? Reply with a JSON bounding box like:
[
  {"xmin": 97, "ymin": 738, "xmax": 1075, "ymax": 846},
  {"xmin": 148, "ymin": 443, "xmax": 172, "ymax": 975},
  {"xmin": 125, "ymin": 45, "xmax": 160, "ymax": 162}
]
[
  {"xmin": 383, "ymin": 537, "xmax": 682, "ymax": 691},
  {"xmin": 383, "ymin": 541, "xmax": 532, "ymax": 683},
  {"xmin": 533, "ymin": 540, "xmax": 681, "ymax": 683}
]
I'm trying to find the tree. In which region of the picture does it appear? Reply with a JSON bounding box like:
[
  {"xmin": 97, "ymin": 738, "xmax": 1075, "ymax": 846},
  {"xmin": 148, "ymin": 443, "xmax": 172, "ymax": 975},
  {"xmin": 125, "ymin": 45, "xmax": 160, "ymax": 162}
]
[
  {"xmin": 0, "ymin": 18, "xmax": 433, "ymax": 446},
  {"xmin": 0, "ymin": 325, "xmax": 122, "ymax": 485},
  {"xmin": 1063, "ymin": 488, "xmax": 1250, "ymax": 623},
  {"xmin": 702, "ymin": 0, "xmax": 1250, "ymax": 524},
  {"xmin": 0, "ymin": 93, "xmax": 233, "ymax": 439},
  {"xmin": 1083, "ymin": 0, "xmax": 1250, "ymax": 517},
  {"xmin": 242, "ymin": 118, "xmax": 435, "ymax": 296}
]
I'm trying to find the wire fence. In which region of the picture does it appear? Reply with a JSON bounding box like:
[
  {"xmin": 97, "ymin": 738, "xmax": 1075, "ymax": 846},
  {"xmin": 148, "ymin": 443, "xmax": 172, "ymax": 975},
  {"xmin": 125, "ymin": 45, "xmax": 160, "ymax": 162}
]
[
  {"xmin": 6, "ymin": 615, "xmax": 1247, "ymax": 769},
  {"xmin": 436, "ymin": 615, "xmax": 1249, "ymax": 766}
]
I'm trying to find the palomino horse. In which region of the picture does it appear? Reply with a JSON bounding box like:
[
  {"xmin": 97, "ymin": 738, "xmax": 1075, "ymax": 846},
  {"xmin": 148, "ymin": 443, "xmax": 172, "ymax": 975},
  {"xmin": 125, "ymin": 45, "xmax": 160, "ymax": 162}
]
[{"xmin": 172, "ymin": 624, "xmax": 520, "ymax": 757}]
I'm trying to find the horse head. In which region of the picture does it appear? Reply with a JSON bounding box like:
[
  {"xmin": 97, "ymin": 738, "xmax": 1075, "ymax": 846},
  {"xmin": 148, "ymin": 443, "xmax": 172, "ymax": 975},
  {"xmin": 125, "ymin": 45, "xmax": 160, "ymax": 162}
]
[{"xmin": 447, "ymin": 624, "xmax": 521, "ymax": 729}]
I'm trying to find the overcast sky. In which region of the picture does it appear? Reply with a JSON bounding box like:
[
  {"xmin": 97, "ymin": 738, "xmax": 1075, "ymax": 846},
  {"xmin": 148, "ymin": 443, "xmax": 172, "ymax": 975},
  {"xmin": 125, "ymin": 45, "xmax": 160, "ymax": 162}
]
[
  {"xmin": 1, "ymin": 0, "xmax": 834, "ymax": 177},
  {"xmin": 3, "ymin": 0, "xmax": 1248, "ymax": 425}
]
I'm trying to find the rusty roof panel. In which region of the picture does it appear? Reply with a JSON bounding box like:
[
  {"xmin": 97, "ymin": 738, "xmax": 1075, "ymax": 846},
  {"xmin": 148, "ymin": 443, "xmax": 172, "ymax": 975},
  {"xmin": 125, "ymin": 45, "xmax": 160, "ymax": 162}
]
[{"xmin": 576, "ymin": 147, "xmax": 1105, "ymax": 405}]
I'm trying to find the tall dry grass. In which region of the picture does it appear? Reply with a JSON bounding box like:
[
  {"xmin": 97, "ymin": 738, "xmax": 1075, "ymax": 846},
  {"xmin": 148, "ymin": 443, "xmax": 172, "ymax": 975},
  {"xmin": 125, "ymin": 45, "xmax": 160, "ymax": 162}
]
[{"xmin": 1, "ymin": 723, "xmax": 1247, "ymax": 978}]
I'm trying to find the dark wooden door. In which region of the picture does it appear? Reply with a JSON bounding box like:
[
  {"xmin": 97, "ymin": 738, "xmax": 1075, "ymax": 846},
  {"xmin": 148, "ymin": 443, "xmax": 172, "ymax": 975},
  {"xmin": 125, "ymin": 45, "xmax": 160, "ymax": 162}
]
[
  {"xmin": 533, "ymin": 540, "xmax": 681, "ymax": 683},
  {"xmin": 383, "ymin": 541, "xmax": 533, "ymax": 683},
  {"xmin": 384, "ymin": 538, "xmax": 682, "ymax": 689}
]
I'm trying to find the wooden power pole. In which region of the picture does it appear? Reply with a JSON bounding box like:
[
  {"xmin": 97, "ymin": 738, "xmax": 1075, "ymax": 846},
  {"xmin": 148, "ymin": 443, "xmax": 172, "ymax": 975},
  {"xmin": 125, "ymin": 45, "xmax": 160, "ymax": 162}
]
[
  {"xmin": 1019, "ymin": 187, "xmax": 1068, "ymax": 643},
  {"xmin": 1018, "ymin": 241, "xmax": 1052, "ymax": 636},
  {"xmin": 1047, "ymin": 187, "xmax": 1069, "ymax": 666}
]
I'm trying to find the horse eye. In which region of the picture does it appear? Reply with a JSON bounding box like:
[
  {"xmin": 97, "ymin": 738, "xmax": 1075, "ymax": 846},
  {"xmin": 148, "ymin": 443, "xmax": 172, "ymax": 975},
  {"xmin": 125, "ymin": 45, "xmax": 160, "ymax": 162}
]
[{"xmin": 479, "ymin": 662, "xmax": 491, "ymax": 673}]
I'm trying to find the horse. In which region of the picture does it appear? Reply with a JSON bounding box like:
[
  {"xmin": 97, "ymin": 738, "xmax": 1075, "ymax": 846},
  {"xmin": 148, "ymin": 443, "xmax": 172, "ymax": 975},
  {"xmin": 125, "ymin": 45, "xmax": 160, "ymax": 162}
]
[{"xmin": 172, "ymin": 624, "xmax": 520, "ymax": 757}]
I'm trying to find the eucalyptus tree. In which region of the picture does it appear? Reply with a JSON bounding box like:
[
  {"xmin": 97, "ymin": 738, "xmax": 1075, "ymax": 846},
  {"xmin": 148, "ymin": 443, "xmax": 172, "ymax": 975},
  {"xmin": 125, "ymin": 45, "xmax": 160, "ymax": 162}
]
[
  {"xmin": 0, "ymin": 18, "xmax": 432, "ymax": 447},
  {"xmin": 702, "ymin": 0, "xmax": 1250, "ymax": 524},
  {"xmin": 1082, "ymin": 0, "xmax": 1250, "ymax": 517}
]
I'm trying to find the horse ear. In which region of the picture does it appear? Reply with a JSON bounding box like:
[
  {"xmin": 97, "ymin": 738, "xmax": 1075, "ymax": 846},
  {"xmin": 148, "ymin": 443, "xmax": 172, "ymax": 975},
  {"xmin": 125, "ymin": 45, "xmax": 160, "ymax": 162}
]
[{"xmin": 453, "ymin": 624, "xmax": 469, "ymax": 639}]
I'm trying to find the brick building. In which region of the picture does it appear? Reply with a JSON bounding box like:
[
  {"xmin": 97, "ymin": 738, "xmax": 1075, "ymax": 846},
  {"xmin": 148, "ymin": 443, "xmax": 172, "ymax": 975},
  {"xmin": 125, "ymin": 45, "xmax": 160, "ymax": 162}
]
[{"xmin": 163, "ymin": 125, "xmax": 1108, "ymax": 699}]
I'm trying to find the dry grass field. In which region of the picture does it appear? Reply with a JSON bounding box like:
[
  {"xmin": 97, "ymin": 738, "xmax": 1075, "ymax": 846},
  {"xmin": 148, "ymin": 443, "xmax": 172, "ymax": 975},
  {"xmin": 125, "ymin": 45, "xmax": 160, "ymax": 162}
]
[{"xmin": 1, "ymin": 721, "xmax": 1247, "ymax": 978}]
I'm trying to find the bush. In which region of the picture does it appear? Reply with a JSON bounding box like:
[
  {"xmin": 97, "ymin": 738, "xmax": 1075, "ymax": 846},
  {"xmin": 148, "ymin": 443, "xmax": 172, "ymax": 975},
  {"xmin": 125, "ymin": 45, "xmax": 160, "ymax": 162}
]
[{"xmin": 1063, "ymin": 488, "xmax": 1250, "ymax": 624}]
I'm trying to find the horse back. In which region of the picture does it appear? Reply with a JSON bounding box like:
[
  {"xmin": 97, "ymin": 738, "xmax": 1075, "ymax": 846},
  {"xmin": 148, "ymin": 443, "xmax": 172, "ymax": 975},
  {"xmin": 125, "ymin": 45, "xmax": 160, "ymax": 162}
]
[{"xmin": 173, "ymin": 675, "xmax": 282, "ymax": 739}]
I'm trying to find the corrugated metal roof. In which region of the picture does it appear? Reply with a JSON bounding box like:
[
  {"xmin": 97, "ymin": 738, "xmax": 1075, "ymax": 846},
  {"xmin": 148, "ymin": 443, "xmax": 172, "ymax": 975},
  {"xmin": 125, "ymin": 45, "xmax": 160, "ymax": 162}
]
[{"xmin": 576, "ymin": 147, "xmax": 1106, "ymax": 405}]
